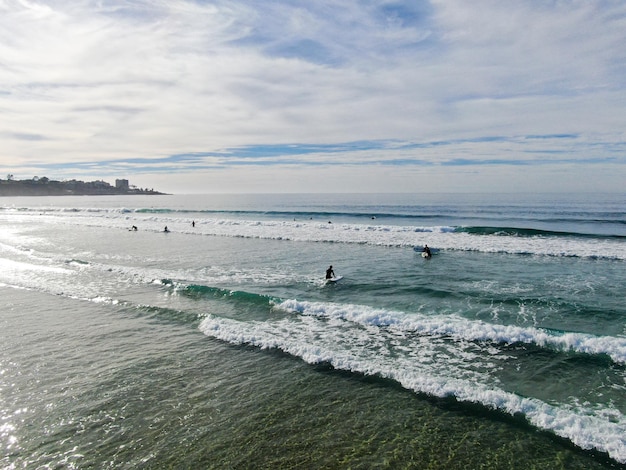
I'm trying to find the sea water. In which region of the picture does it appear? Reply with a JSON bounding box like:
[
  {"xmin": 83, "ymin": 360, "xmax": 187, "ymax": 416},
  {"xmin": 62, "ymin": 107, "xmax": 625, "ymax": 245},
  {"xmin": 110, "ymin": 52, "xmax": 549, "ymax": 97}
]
[{"xmin": 0, "ymin": 192, "xmax": 624, "ymax": 469}]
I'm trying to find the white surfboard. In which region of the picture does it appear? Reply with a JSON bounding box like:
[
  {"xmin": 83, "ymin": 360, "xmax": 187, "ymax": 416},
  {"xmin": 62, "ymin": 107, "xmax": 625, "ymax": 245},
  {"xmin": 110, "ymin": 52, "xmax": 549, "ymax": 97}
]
[{"xmin": 326, "ymin": 275, "xmax": 343, "ymax": 283}]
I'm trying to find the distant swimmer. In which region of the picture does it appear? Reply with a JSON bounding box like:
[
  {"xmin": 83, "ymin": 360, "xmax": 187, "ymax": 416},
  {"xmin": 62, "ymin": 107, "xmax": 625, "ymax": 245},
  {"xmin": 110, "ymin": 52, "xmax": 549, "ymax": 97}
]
[
  {"xmin": 164, "ymin": 226, "xmax": 170, "ymax": 233},
  {"xmin": 326, "ymin": 265, "xmax": 335, "ymax": 279},
  {"xmin": 131, "ymin": 225, "xmax": 138, "ymax": 231},
  {"xmin": 192, "ymin": 220, "xmax": 195, "ymax": 227},
  {"xmin": 422, "ymin": 244, "xmax": 432, "ymax": 258}
]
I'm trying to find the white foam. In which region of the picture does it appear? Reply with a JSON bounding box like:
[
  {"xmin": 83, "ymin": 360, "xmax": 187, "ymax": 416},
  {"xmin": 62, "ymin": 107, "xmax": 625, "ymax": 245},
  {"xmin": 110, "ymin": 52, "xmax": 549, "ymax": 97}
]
[
  {"xmin": 274, "ymin": 299, "xmax": 626, "ymax": 365},
  {"xmin": 198, "ymin": 314, "xmax": 626, "ymax": 463},
  {"xmin": 2, "ymin": 209, "xmax": 624, "ymax": 259},
  {"xmin": 0, "ymin": 257, "xmax": 71, "ymax": 275}
]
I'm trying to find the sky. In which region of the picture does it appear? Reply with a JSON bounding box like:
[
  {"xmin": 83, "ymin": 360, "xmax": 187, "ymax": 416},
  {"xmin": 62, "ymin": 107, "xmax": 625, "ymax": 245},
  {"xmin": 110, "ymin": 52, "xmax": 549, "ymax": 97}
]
[{"xmin": 1, "ymin": 0, "xmax": 625, "ymax": 194}]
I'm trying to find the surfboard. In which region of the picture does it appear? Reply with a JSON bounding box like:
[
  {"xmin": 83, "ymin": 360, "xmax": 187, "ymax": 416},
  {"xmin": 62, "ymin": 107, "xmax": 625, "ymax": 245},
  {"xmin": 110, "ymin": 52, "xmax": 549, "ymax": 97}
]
[
  {"xmin": 421, "ymin": 252, "xmax": 431, "ymax": 258},
  {"xmin": 414, "ymin": 247, "xmax": 439, "ymax": 254},
  {"xmin": 326, "ymin": 275, "xmax": 343, "ymax": 283}
]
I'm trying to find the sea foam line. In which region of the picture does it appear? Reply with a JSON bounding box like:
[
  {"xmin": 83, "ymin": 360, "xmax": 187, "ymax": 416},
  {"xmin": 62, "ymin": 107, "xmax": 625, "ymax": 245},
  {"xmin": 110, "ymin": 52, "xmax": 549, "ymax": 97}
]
[
  {"xmin": 198, "ymin": 314, "xmax": 626, "ymax": 464},
  {"xmin": 274, "ymin": 299, "xmax": 626, "ymax": 365},
  {"xmin": 3, "ymin": 210, "xmax": 625, "ymax": 259}
]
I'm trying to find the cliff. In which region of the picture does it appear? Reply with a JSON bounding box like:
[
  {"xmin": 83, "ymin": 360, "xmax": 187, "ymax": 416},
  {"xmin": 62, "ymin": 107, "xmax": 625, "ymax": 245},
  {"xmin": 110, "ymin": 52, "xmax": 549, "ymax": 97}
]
[{"xmin": 0, "ymin": 177, "xmax": 167, "ymax": 196}]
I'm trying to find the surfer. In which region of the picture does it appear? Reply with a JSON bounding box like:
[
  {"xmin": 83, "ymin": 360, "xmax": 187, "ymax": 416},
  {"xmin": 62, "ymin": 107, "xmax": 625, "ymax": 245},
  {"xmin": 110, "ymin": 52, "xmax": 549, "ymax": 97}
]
[
  {"xmin": 131, "ymin": 225, "xmax": 138, "ymax": 231},
  {"xmin": 326, "ymin": 265, "xmax": 335, "ymax": 279},
  {"xmin": 422, "ymin": 244, "xmax": 432, "ymax": 258},
  {"xmin": 164, "ymin": 226, "xmax": 169, "ymax": 233}
]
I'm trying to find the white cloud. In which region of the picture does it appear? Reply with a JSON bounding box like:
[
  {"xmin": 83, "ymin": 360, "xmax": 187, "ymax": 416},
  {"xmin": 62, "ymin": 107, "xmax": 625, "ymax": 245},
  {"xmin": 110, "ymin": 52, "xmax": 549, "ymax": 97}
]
[{"xmin": 0, "ymin": 0, "xmax": 624, "ymax": 192}]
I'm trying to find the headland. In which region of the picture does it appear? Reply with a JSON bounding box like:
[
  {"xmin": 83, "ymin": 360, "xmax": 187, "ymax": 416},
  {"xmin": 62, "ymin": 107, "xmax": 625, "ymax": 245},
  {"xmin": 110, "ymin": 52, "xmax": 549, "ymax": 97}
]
[{"xmin": 0, "ymin": 177, "xmax": 167, "ymax": 196}]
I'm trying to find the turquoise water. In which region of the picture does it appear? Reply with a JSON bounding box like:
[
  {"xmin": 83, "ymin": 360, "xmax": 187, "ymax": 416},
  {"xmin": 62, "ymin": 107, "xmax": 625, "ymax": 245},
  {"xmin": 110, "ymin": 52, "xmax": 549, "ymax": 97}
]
[{"xmin": 0, "ymin": 193, "xmax": 624, "ymax": 468}]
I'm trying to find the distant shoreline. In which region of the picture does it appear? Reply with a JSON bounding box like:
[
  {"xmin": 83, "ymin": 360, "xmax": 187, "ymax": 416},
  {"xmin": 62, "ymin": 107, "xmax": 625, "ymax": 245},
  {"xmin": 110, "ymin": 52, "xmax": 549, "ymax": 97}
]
[{"xmin": 0, "ymin": 177, "xmax": 167, "ymax": 196}]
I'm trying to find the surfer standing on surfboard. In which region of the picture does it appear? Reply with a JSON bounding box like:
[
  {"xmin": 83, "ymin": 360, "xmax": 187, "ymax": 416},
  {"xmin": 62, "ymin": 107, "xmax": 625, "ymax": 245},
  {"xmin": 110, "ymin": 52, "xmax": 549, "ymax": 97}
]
[{"xmin": 326, "ymin": 265, "xmax": 335, "ymax": 279}]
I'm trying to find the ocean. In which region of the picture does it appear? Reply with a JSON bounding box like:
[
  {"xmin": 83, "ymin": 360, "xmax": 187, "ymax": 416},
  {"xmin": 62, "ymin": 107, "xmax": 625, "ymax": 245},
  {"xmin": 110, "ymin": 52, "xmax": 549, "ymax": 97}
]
[{"xmin": 0, "ymin": 192, "xmax": 624, "ymax": 469}]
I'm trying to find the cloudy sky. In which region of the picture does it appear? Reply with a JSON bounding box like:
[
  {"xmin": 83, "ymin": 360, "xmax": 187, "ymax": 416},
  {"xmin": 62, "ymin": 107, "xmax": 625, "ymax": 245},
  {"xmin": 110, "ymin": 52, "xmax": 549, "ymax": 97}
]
[{"xmin": 1, "ymin": 0, "xmax": 625, "ymax": 193}]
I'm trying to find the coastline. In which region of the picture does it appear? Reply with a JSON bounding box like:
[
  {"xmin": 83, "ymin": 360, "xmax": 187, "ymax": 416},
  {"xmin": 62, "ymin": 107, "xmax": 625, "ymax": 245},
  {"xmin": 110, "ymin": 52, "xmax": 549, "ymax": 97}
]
[{"xmin": 0, "ymin": 177, "xmax": 167, "ymax": 196}]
